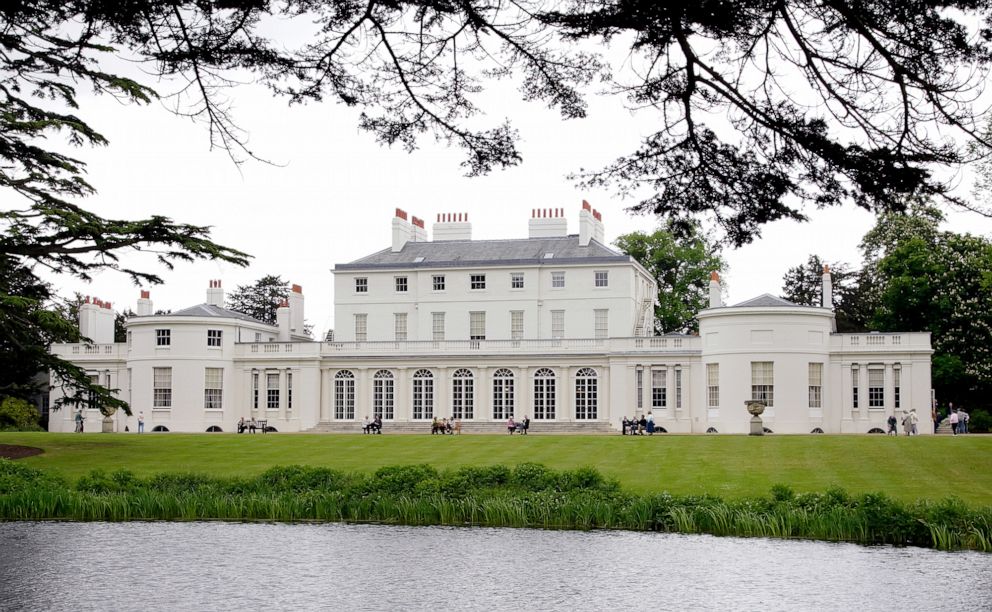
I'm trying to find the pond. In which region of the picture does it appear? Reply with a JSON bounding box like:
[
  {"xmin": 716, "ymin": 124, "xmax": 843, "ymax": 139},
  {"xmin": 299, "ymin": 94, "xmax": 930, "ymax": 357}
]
[{"xmin": 1, "ymin": 522, "xmax": 989, "ymax": 611}]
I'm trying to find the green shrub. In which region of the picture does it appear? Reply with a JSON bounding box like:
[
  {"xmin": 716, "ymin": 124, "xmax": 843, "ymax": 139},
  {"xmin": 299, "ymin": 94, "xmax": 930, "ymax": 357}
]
[
  {"xmin": 76, "ymin": 469, "xmax": 139, "ymax": 494},
  {"xmin": 0, "ymin": 459, "xmax": 65, "ymax": 494},
  {"xmin": 256, "ymin": 465, "xmax": 350, "ymax": 493},
  {"xmin": 0, "ymin": 397, "xmax": 42, "ymax": 431},
  {"xmin": 511, "ymin": 463, "xmax": 557, "ymax": 491},
  {"xmin": 968, "ymin": 409, "xmax": 991, "ymax": 433},
  {"xmin": 367, "ymin": 464, "xmax": 440, "ymax": 495}
]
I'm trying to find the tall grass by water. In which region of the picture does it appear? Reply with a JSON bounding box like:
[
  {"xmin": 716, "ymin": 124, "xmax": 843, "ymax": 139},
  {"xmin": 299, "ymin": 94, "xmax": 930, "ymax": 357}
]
[{"xmin": 1, "ymin": 459, "xmax": 989, "ymax": 551}]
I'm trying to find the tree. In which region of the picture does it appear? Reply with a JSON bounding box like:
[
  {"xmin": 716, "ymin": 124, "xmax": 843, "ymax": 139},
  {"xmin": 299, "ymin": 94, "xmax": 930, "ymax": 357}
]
[
  {"xmin": 227, "ymin": 275, "xmax": 291, "ymax": 325},
  {"xmin": 614, "ymin": 222, "xmax": 726, "ymax": 334},
  {"xmin": 780, "ymin": 255, "xmax": 870, "ymax": 332},
  {"xmin": 227, "ymin": 275, "xmax": 313, "ymax": 336},
  {"xmin": 4, "ymin": 2, "xmax": 991, "ymax": 249}
]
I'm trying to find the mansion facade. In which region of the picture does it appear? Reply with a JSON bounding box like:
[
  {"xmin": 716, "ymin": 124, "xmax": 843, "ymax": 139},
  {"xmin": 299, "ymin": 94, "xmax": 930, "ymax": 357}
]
[{"xmin": 50, "ymin": 204, "xmax": 933, "ymax": 434}]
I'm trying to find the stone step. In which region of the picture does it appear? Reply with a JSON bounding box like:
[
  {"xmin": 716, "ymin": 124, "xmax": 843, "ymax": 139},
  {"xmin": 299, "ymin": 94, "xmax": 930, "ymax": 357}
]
[{"xmin": 305, "ymin": 420, "xmax": 617, "ymax": 434}]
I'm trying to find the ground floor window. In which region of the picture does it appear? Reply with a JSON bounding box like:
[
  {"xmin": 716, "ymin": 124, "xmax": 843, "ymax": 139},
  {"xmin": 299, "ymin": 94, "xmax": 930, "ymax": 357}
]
[
  {"xmin": 452, "ymin": 369, "xmax": 474, "ymax": 419},
  {"xmin": 492, "ymin": 369, "xmax": 514, "ymax": 419},
  {"xmin": 204, "ymin": 367, "xmax": 223, "ymax": 409},
  {"xmin": 751, "ymin": 361, "xmax": 774, "ymax": 407},
  {"xmin": 373, "ymin": 370, "xmax": 395, "ymax": 419},
  {"xmin": 412, "ymin": 369, "xmax": 434, "ymax": 419},
  {"xmin": 574, "ymin": 368, "xmax": 598, "ymax": 419},
  {"xmin": 533, "ymin": 368, "xmax": 556, "ymax": 420},
  {"xmin": 153, "ymin": 367, "xmax": 172, "ymax": 408},
  {"xmin": 334, "ymin": 370, "xmax": 355, "ymax": 419},
  {"xmin": 266, "ymin": 372, "xmax": 279, "ymax": 409},
  {"xmin": 868, "ymin": 368, "xmax": 884, "ymax": 408}
]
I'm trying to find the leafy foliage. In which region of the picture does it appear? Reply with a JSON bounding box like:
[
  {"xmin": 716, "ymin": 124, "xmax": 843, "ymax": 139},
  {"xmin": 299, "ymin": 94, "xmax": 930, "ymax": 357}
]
[
  {"xmin": 0, "ymin": 397, "xmax": 42, "ymax": 431},
  {"xmin": 614, "ymin": 222, "xmax": 726, "ymax": 333},
  {"xmin": 781, "ymin": 255, "xmax": 870, "ymax": 332}
]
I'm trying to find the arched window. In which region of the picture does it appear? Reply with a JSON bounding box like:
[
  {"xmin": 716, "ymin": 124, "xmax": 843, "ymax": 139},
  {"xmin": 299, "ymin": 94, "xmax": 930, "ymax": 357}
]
[
  {"xmin": 151, "ymin": 425, "xmax": 169, "ymax": 432},
  {"xmin": 575, "ymin": 368, "xmax": 598, "ymax": 420},
  {"xmin": 492, "ymin": 369, "xmax": 515, "ymax": 420},
  {"xmin": 373, "ymin": 370, "xmax": 395, "ymax": 420},
  {"xmin": 412, "ymin": 369, "xmax": 434, "ymax": 420},
  {"xmin": 452, "ymin": 368, "xmax": 474, "ymax": 419},
  {"xmin": 334, "ymin": 370, "xmax": 355, "ymax": 420},
  {"xmin": 206, "ymin": 426, "xmax": 223, "ymax": 433},
  {"xmin": 533, "ymin": 368, "xmax": 556, "ymax": 420}
]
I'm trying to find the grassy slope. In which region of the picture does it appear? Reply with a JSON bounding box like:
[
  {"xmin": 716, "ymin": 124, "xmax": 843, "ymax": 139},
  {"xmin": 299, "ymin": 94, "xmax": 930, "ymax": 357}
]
[{"xmin": 2, "ymin": 432, "xmax": 989, "ymax": 506}]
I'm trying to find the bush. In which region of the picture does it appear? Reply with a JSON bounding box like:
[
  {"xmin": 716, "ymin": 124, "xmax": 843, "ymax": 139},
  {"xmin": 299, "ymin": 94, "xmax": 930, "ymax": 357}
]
[
  {"xmin": 0, "ymin": 397, "xmax": 42, "ymax": 431},
  {"xmin": 256, "ymin": 465, "xmax": 350, "ymax": 493},
  {"xmin": 967, "ymin": 409, "xmax": 991, "ymax": 433},
  {"xmin": 0, "ymin": 458, "xmax": 66, "ymax": 494},
  {"xmin": 76, "ymin": 469, "xmax": 140, "ymax": 494}
]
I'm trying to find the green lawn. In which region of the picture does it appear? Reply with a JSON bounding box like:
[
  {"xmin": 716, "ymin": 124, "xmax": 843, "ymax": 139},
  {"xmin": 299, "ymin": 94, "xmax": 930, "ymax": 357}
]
[{"xmin": 3, "ymin": 432, "xmax": 990, "ymax": 506}]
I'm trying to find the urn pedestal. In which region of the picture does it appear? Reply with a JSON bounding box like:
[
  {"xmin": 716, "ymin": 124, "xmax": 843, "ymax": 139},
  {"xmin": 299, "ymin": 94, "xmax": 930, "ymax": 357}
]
[{"xmin": 746, "ymin": 401, "xmax": 767, "ymax": 436}]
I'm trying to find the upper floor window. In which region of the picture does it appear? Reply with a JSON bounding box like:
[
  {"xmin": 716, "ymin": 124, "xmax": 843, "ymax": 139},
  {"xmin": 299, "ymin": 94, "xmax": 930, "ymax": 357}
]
[
  {"xmin": 432, "ymin": 274, "xmax": 445, "ymax": 291},
  {"xmin": 470, "ymin": 311, "xmax": 486, "ymax": 341},
  {"xmin": 207, "ymin": 329, "xmax": 222, "ymax": 347},
  {"xmin": 432, "ymin": 312, "xmax": 445, "ymax": 341},
  {"xmin": 511, "ymin": 273, "xmax": 524, "ymax": 289},
  {"xmin": 595, "ymin": 271, "xmax": 609, "ymax": 287},
  {"xmin": 156, "ymin": 329, "xmax": 171, "ymax": 346},
  {"xmin": 510, "ymin": 311, "xmax": 524, "ymax": 340},
  {"xmin": 551, "ymin": 271, "xmax": 565, "ymax": 288},
  {"xmin": 355, "ymin": 313, "xmax": 368, "ymax": 342},
  {"xmin": 470, "ymin": 274, "xmax": 486, "ymax": 290},
  {"xmin": 594, "ymin": 309, "xmax": 608, "ymax": 339},
  {"xmin": 394, "ymin": 313, "xmax": 408, "ymax": 341},
  {"xmin": 395, "ymin": 276, "xmax": 408, "ymax": 292},
  {"xmin": 355, "ymin": 277, "xmax": 368, "ymax": 293}
]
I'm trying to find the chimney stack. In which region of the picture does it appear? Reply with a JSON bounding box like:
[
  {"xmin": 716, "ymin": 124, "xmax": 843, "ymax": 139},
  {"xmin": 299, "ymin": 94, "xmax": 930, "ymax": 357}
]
[
  {"xmin": 821, "ymin": 264, "xmax": 833, "ymax": 309},
  {"xmin": 528, "ymin": 207, "xmax": 568, "ymax": 238},
  {"xmin": 288, "ymin": 283, "xmax": 305, "ymax": 336},
  {"xmin": 578, "ymin": 201, "xmax": 594, "ymax": 245},
  {"xmin": 276, "ymin": 299, "xmax": 291, "ymax": 342},
  {"xmin": 79, "ymin": 296, "xmax": 115, "ymax": 343},
  {"xmin": 709, "ymin": 271, "xmax": 722, "ymax": 308},
  {"xmin": 392, "ymin": 208, "xmax": 412, "ymax": 252},
  {"xmin": 136, "ymin": 290, "xmax": 153, "ymax": 316},
  {"xmin": 411, "ymin": 216, "xmax": 427, "ymax": 242},
  {"xmin": 433, "ymin": 212, "xmax": 472, "ymax": 241},
  {"xmin": 206, "ymin": 279, "xmax": 224, "ymax": 307}
]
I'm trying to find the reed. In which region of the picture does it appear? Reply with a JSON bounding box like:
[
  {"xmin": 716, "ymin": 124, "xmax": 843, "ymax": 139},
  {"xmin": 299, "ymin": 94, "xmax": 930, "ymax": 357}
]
[{"xmin": 1, "ymin": 459, "xmax": 989, "ymax": 551}]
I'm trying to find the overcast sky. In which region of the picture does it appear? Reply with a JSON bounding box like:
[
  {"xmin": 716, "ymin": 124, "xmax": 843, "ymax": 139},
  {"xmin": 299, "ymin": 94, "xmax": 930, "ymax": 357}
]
[{"xmin": 49, "ymin": 49, "xmax": 992, "ymax": 338}]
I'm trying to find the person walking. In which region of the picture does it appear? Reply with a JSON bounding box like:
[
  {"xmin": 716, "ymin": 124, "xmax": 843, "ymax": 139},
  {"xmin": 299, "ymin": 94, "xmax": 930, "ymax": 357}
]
[
  {"xmin": 74, "ymin": 408, "xmax": 83, "ymax": 433},
  {"xmin": 958, "ymin": 409, "xmax": 969, "ymax": 434},
  {"xmin": 909, "ymin": 409, "xmax": 919, "ymax": 435},
  {"xmin": 646, "ymin": 412, "xmax": 655, "ymax": 435},
  {"xmin": 949, "ymin": 409, "xmax": 959, "ymax": 435},
  {"xmin": 138, "ymin": 411, "xmax": 145, "ymax": 433},
  {"xmin": 901, "ymin": 411, "xmax": 912, "ymax": 436},
  {"xmin": 887, "ymin": 414, "xmax": 897, "ymax": 435}
]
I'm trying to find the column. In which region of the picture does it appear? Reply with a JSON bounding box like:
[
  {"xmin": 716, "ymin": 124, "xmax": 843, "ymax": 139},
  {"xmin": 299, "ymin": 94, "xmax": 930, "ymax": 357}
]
[
  {"xmin": 356, "ymin": 367, "xmax": 369, "ymax": 420},
  {"xmin": 396, "ymin": 367, "xmax": 409, "ymax": 422},
  {"xmin": 518, "ymin": 366, "xmax": 529, "ymax": 421},
  {"xmin": 436, "ymin": 366, "xmax": 448, "ymax": 419},
  {"xmin": 280, "ymin": 369, "xmax": 288, "ymax": 421},
  {"xmin": 319, "ymin": 368, "xmax": 331, "ymax": 422},
  {"xmin": 561, "ymin": 366, "xmax": 572, "ymax": 422},
  {"xmin": 858, "ymin": 364, "xmax": 869, "ymax": 422},
  {"xmin": 477, "ymin": 366, "xmax": 488, "ymax": 420}
]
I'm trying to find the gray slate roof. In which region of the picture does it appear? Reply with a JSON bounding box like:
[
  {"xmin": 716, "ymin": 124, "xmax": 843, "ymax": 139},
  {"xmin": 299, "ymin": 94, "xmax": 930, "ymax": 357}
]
[
  {"xmin": 729, "ymin": 294, "xmax": 804, "ymax": 308},
  {"xmin": 335, "ymin": 236, "xmax": 631, "ymax": 271},
  {"xmin": 165, "ymin": 303, "xmax": 273, "ymax": 326}
]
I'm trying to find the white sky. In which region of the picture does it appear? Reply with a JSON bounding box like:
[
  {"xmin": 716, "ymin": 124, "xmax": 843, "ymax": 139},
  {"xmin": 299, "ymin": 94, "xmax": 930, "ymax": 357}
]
[{"xmin": 48, "ymin": 47, "xmax": 992, "ymax": 339}]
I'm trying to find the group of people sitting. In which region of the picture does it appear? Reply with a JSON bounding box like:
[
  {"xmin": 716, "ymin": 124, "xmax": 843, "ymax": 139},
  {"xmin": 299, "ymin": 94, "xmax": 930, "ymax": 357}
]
[
  {"xmin": 622, "ymin": 413, "xmax": 655, "ymax": 435},
  {"xmin": 236, "ymin": 417, "xmax": 264, "ymax": 434},
  {"xmin": 431, "ymin": 417, "xmax": 461, "ymax": 435},
  {"xmin": 506, "ymin": 416, "xmax": 530, "ymax": 435},
  {"xmin": 362, "ymin": 415, "xmax": 383, "ymax": 434}
]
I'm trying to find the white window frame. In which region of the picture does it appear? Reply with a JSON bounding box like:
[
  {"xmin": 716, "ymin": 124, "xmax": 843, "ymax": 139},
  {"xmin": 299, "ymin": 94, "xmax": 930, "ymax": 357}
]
[
  {"xmin": 868, "ymin": 367, "xmax": 884, "ymax": 408},
  {"xmin": 266, "ymin": 372, "xmax": 280, "ymax": 410},
  {"xmin": 153, "ymin": 367, "xmax": 172, "ymax": 408},
  {"xmin": 334, "ymin": 370, "xmax": 355, "ymax": 419},
  {"xmin": 470, "ymin": 274, "xmax": 486, "ymax": 290},
  {"xmin": 751, "ymin": 361, "xmax": 775, "ymax": 407},
  {"xmin": 551, "ymin": 271, "xmax": 565, "ymax": 288},
  {"xmin": 155, "ymin": 329, "xmax": 171, "ymax": 347},
  {"xmin": 594, "ymin": 270, "xmax": 609, "ymax": 288},
  {"xmin": 707, "ymin": 363, "xmax": 719, "ymax": 408},
  {"xmin": 355, "ymin": 277, "xmax": 368, "ymax": 293},
  {"xmin": 394, "ymin": 313, "xmax": 407, "ymax": 341},
  {"xmin": 204, "ymin": 367, "xmax": 223, "ymax": 409},
  {"xmin": 355, "ymin": 313, "xmax": 368, "ymax": 342},
  {"xmin": 492, "ymin": 369, "xmax": 515, "ymax": 420},
  {"xmin": 574, "ymin": 368, "xmax": 598, "ymax": 420},
  {"xmin": 533, "ymin": 368, "xmax": 556, "ymax": 420},
  {"xmin": 594, "ymin": 309, "xmax": 608, "ymax": 339},
  {"xmin": 207, "ymin": 329, "xmax": 222, "ymax": 347},
  {"xmin": 412, "ymin": 369, "xmax": 434, "ymax": 420},
  {"xmin": 510, "ymin": 273, "xmax": 524, "ymax": 289},
  {"xmin": 394, "ymin": 276, "xmax": 408, "ymax": 293},
  {"xmin": 452, "ymin": 369, "xmax": 474, "ymax": 419},
  {"xmin": 808, "ymin": 363, "xmax": 823, "ymax": 409},
  {"xmin": 652, "ymin": 368, "xmax": 667, "ymax": 409},
  {"xmin": 510, "ymin": 311, "xmax": 524, "ymax": 341},
  {"xmin": 373, "ymin": 370, "xmax": 395, "ymax": 420},
  {"xmin": 470, "ymin": 311, "xmax": 486, "ymax": 341},
  {"xmin": 551, "ymin": 310, "xmax": 565, "ymax": 339},
  {"xmin": 432, "ymin": 275, "xmax": 445, "ymax": 291},
  {"xmin": 432, "ymin": 312, "xmax": 445, "ymax": 342}
]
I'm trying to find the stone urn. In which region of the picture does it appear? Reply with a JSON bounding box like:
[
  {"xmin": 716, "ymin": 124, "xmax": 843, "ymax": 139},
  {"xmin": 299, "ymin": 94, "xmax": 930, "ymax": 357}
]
[
  {"xmin": 101, "ymin": 406, "xmax": 117, "ymax": 433},
  {"xmin": 745, "ymin": 400, "xmax": 766, "ymax": 436}
]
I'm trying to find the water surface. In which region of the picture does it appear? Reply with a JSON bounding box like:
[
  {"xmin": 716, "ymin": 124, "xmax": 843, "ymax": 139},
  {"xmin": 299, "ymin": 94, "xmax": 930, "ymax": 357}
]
[{"xmin": 1, "ymin": 522, "xmax": 988, "ymax": 611}]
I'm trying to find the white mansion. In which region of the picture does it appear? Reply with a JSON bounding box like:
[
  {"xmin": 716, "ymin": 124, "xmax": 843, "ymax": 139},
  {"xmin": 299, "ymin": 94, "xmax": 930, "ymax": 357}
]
[{"xmin": 50, "ymin": 204, "xmax": 933, "ymax": 434}]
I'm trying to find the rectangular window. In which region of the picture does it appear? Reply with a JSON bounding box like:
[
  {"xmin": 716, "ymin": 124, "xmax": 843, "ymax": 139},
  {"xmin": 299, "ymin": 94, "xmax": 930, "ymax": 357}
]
[
  {"xmin": 652, "ymin": 369, "xmax": 667, "ymax": 408},
  {"xmin": 551, "ymin": 310, "xmax": 565, "ymax": 339},
  {"xmin": 675, "ymin": 368, "xmax": 683, "ymax": 409},
  {"xmin": 355, "ymin": 277, "xmax": 368, "ymax": 293},
  {"xmin": 252, "ymin": 372, "xmax": 259, "ymax": 410},
  {"xmin": 852, "ymin": 367, "xmax": 860, "ymax": 409},
  {"xmin": 153, "ymin": 367, "xmax": 172, "ymax": 408},
  {"xmin": 511, "ymin": 273, "xmax": 524, "ymax": 289},
  {"xmin": 394, "ymin": 313, "xmax": 407, "ymax": 341},
  {"xmin": 126, "ymin": 331, "xmax": 132, "ymax": 348},
  {"xmin": 267, "ymin": 372, "xmax": 280, "ymax": 409},
  {"xmin": 594, "ymin": 309, "xmax": 608, "ymax": 339},
  {"xmin": 511, "ymin": 311, "xmax": 524, "ymax": 340},
  {"xmin": 207, "ymin": 329, "xmax": 222, "ymax": 347},
  {"xmin": 432, "ymin": 312, "xmax": 445, "ymax": 342},
  {"xmin": 204, "ymin": 368, "xmax": 223, "ymax": 409},
  {"xmin": 751, "ymin": 361, "xmax": 774, "ymax": 407},
  {"xmin": 868, "ymin": 368, "xmax": 884, "ymax": 408},
  {"xmin": 808, "ymin": 363, "xmax": 823, "ymax": 408},
  {"xmin": 636, "ymin": 368, "xmax": 643, "ymax": 410},
  {"xmin": 551, "ymin": 271, "xmax": 565, "ymax": 288},
  {"xmin": 287, "ymin": 372, "xmax": 293, "ymax": 411},
  {"xmin": 355, "ymin": 313, "xmax": 368, "ymax": 342},
  {"xmin": 156, "ymin": 329, "xmax": 171, "ymax": 346},
  {"xmin": 707, "ymin": 364, "xmax": 719, "ymax": 408},
  {"xmin": 595, "ymin": 271, "xmax": 609, "ymax": 288},
  {"xmin": 395, "ymin": 276, "xmax": 408, "ymax": 292},
  {"xmin": 470, "ymin": 311, "xmax": 486, "ymax": 341},
  {"xmin": 432, "ymin": 275, "xmax": 445, "ymax": 291},
  {"xmin": 470, "ymin": 274, "xmax": 486, "ymax": 290},
  {"xmin": 254, "ymin": 332, "xmax": 262, "ymax": 343},
  {"xmin": 894, "ymin": 367, "xmax": 901, "ymax": 409}
]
